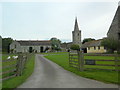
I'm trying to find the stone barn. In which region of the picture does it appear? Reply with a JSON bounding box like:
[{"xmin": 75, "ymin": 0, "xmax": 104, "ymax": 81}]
[
  {"xmin": 10, "ymin": 40, "xmax": 51, "ymax": 53},
  {"xmin": 107, "ymin": 3, "xmax": 120, "ymax": 41}
]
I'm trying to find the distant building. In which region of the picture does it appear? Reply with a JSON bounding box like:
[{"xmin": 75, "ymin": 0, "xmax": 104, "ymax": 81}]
[
  {"xmin": 61, "ymin": 17, "xmax": 82, "ymax": 50},
  {"xmin": 107, "ymin": 3, "xmax": 120, "ymax": 41},
  {"xmin": 82, "ymin": 39, "xmax": 107, "ymax": 53},
  {"xmin": 60, "ymin": 42, "xmax": 72, "ymax": 51},
  {"xmin": 72, "ymin": 17, "xmax": 82, "ymax": 46},
  {"xmin": 10, "ymin": 40, "xmax": 51, "ymax": 53}
]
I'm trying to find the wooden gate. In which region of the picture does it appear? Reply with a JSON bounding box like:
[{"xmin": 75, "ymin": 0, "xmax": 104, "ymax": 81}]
[
  {"xmin": 69, "ymin": 51, "xmax": 120, "ymax": 72},
  {"xmin": 69, "ymin": 50, "xmax": 84, "ymax": 71}
]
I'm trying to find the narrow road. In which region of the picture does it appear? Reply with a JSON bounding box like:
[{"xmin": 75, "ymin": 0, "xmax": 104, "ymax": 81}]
[{"xmin": 18, "ymin": 54, "xmax": 118, "ymax": 88}]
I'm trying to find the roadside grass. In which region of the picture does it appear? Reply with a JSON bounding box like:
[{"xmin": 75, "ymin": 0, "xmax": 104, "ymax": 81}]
[
  {"xmin": 44, "ymin": 52, "xmax": 119, "ymax": 84},
  {"xmin": 2, "ymin": 54, "xmax": 35, "ymax": 89}
]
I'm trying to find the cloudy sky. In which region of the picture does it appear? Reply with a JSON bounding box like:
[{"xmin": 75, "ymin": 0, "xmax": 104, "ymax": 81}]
[{"xmin": 0, "ymin": 0, "xmax": 119, "ymax": 42}]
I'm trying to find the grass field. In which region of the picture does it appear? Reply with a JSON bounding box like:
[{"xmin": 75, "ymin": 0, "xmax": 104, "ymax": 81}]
[
  {"xmin": 2, "ymin": 54, "xmax": 35, "ymax": 88},
  {"xmin": 44, "ymin": 52, "xmax": 120, "ymax": 84}
]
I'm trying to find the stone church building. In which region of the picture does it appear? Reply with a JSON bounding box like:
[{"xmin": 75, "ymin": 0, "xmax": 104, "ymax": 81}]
[
  {"xmin": 72, "ymin": 18, "xmax": 82, "ymax": 46},
  {"xmin": 10, "ymin": 40, "xmax": 51, "ymax": 53},
  {"xmin": 61, "ymin": 18, "xmax": 82, "ymax": 50}
]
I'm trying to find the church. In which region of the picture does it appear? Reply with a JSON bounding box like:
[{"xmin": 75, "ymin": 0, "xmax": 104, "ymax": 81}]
[{"xmin": 61, "ymin": 18, "xmax": 82, "ymax": 50}]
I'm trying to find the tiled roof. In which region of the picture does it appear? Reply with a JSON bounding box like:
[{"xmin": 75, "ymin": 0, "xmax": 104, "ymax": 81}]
[
  {"xmin": 81, "ymin": 40, "xmax": 102, "ymax": 48},
  {"xmin": 16, "ymin": 40, "xmax": 51, "ymax": 46}
]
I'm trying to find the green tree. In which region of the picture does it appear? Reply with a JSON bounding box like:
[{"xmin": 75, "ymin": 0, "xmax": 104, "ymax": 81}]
[
  {"xmin": 82, "ymin": 38, "xmax": 95, "ymax": 44},
  {"xmin": 70, "ymin": 44, "xmax": 80, "ymax": 51},
  {"xmin": 2, "ymin": 37, "xmax": 13, "ymax": 53},
  {"xmin": 101, "ymin": 38, "xmax": 120, "ymax": 53},
  {"xmin": 50, "ymin": 37, "xmax": 61, "ymax": 51}
]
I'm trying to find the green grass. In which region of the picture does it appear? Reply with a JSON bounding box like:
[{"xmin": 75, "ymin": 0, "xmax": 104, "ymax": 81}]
[
  {"xmin": 2, "ymin": 54, "xmax": 35, "ymax": 89},
  {"xmin": 44, "ymin": 52, "xmax": 119, "ymax": 84}
]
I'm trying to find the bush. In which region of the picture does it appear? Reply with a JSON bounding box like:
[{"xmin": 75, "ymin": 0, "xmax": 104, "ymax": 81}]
[
  {"xmin": 101, "ymin": 38, "xmax": 120, "ymax": 53},
  {"xmin": 70, "ymin": 44, "xmax": 80, "ymax": 51}
]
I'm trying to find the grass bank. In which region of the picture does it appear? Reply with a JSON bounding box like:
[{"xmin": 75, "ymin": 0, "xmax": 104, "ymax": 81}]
[
  {"xmin": 2, "ymin": 54, "xmax": 35, "ymax": 89},
  {"xmin": 44, "ymin": 52, "xmax": 119, "ymax": 84}
]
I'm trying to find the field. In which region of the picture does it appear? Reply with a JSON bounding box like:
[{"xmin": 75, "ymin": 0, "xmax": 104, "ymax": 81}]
[
  {"xmin": 44, "ymin": 52, "xmax": 120, "ymax": 84},
  {"xmin": 2, "ymin": 54, "xmax": 35, "ymax": 88}
]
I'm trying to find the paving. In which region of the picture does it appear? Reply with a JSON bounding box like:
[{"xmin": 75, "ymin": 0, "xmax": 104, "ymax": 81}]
[{"xmin": 18, "ymin": 54, "xmax": 118, "ymax": 88}]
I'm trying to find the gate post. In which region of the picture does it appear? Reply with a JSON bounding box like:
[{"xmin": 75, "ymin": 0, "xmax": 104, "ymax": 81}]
[
  {"xmin": 78, "ymin": 51, "xmax": 84, "ymax": 71},
  {"xmin": 16, "ymin": 54, "xmax": 23, "ymax": 76}
]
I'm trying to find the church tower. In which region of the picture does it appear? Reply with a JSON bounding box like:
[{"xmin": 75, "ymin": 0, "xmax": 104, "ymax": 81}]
[{"xmin": 72, "ymin": 18, "xmax": 81, "ymax": 46}]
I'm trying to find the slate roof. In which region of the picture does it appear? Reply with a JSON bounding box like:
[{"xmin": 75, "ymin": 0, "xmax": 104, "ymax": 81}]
[
  {"xmin": 16, "ymin": 40, "xmax": 51, "ymax": 46},
  {"xmin": 81, "ymin": 40, "xmax": 102, "ymax": 48}
]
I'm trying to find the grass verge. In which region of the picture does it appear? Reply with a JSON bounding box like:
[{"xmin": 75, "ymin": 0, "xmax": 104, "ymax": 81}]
[
  {"xmin": 2, "ymin": 54, "xmax": 35, "ymax": 89},
  {"xmin": 44, "ymin": 53, "xmax": 119, "ymax": 84}
]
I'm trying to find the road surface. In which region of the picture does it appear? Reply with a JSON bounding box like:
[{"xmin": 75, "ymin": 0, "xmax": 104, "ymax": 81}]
[{"xmin": 18, "ymin": 54, "xmax": 118, "ymax": 88}]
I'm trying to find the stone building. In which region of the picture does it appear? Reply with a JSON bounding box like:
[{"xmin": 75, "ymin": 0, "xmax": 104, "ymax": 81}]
[
  {"xmin": 61, "ymin": 18, "xmax": 82, "ymax": 50},
  {"xmin": 10, "ymin": 40, "xmax": 51, "ymax": 53},
  {"xmin": 72, "ymin": 18, "xmax": 82, "ymax": 46},
  {"xmin": 107, "ymin": 3, "xmax": 120, "ymax": 41}
]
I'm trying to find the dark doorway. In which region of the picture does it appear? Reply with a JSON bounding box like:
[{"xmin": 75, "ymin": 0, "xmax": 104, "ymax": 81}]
[
  {"xmin": 40, "ymin": 46, "xmax": 44, "ymax": 53},
  {"xmin": 29, "ymin": 47, "xmax": 33, "ymax": 53},
  {"xmin": 82, "ymin": 48, "xmax": 87, "ymax": 53}
]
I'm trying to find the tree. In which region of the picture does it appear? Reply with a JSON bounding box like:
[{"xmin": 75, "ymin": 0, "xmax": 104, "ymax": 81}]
[
  {"xmin": 101, "ymin": 38, "xmax": 120, "ymax": 53},
  {"xmin": 2, "ymin": 37, "xmax": 13, "ymax": 53},
  {"xmin": 70, "ymin": 44, "xmax": 80, "ymax": 51},
  {"xmin": 82, "ymin": 38, "xmax": 95, "ymax": 44},
  {"xmin": 50, "ymin": 37, "xmax": 61, "ymax": 51}
]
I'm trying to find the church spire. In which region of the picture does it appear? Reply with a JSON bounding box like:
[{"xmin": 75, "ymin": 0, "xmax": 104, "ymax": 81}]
[{"xmin": 74, "ymin": 17, "xmax": 79, "ymax": 31}]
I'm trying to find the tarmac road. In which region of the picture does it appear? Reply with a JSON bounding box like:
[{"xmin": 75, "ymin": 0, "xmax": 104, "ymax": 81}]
[{"xmin": 18, "ymin": 54, "xmax": 118, "ymax": 88}]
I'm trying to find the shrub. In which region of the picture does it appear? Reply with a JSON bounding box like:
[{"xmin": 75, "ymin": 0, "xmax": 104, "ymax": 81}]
[
  {"xmin": 101, "ymin": 38, "xmax": 120, "ymax": 53},
  {"xmin": 70, "ymin": 44, "xmax": 80, "ymax": 51}
]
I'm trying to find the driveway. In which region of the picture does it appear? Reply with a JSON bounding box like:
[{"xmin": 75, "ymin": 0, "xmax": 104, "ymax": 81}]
[{"xmin": 18, "ymin": 54, "xmax": 118, "ymax": 88}]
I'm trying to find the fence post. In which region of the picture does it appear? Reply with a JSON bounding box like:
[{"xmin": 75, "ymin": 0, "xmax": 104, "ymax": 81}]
[
  {"xmin": 16, "ymin": 54, "xmax": 23, "ymax": 76},
  {"xmin": 78, "ymin": 51, "xmax": 84, "ymax": 71},
  {"xmin": 115, "ymin": 54, "xmax": 118, "ymax": 72}
]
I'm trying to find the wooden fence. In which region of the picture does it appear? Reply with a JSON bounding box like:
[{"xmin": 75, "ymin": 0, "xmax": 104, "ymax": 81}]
[
  {"xmin": 69, "ymin": 51, "xmax": 120, "ymax": 71},
  {"xmin": 1, "ymin": 54, "xmax": 28, "ymax": 81}
]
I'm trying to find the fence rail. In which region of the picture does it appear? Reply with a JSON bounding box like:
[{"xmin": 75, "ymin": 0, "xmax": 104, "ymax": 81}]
[
  {"xmin": 1, "ymin": 53, "xmax": 28, "ymax": 81},
  {"xmin": 69, "ymin": 51, "xmax": 120, "ymax": 71}
]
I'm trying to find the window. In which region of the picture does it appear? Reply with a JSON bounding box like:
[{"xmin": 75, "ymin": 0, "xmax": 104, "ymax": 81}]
[
  {"xmin": 104, "ymin": 46, "xmax": 106, "ymax": 50},
  {"xmin": 15, "ymin": 45, "xmax": 16, "ymax": 48},
  {"xmin": 88, "ymin": 47, "xmax": 90, "ymax": 50},
  {"xmin": 98, "ymin": 46, "xmax": 100, "ymax": 50},
  {"xmin": 118, "ymin": 33, "xmax": 120, "ymax": 40},
  {"xmin": 94, "ymin": 46, "xmax": 96, "ymax": 50}
]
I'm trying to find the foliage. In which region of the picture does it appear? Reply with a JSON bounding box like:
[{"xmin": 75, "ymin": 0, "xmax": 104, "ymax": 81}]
[
  {"xmin": 82, "ymin": 38, "xmax": 95, "ymax": 44},
  {"xmin": 50, "ymin": 37, "xmax": 61, "ymax": 51},
  {"xmin": 2, "ymin": 37, "xmax": 13, "ymax": 53},
  {"xmin": 44, "ymin": 52, "xmax": 119, "ymax": 84},
  {"xmin": 70, "ymin": 44, "xmax": 80, "ymax": 51},
  {"xmin": 101, "ymin": 38, "xmax": 120, "ymax": 53}
]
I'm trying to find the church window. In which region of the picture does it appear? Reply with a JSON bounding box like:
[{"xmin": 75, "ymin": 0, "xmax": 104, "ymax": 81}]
[
  {"xmin": 118, "ymin": 33, "xmax": 120, "ymax": 40},
  {"xmin": 78, "ymin": 33, "xmax": 79, "ymax": 36},
  {"xmin": 94, "ymin": 46, "xmax": 96, "ymax": 50}
]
